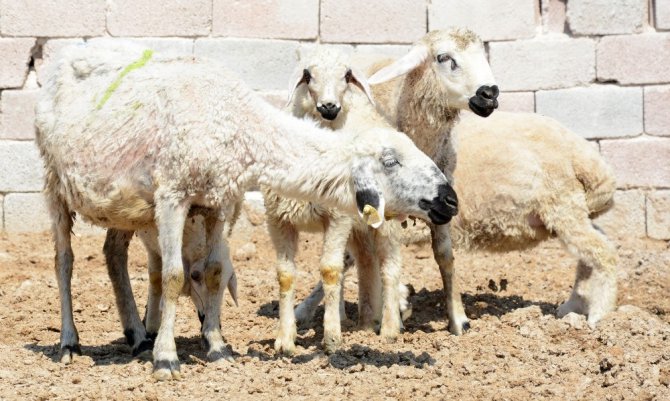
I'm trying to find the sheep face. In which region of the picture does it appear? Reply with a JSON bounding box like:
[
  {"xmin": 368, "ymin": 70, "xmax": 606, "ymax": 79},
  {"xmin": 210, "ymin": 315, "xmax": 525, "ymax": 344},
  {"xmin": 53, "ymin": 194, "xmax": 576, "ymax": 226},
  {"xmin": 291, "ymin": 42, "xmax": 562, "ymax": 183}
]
[
  {"xmin": 369, "ymin": 28, "xmax": 499, "ymax": 118},
  {"xmin": 353, "ymin": 129, "xmax": 458, "ymax": 228},
  {"xmin": 287, "ymin": 48, "xmax": 374, "ymax": 124}
]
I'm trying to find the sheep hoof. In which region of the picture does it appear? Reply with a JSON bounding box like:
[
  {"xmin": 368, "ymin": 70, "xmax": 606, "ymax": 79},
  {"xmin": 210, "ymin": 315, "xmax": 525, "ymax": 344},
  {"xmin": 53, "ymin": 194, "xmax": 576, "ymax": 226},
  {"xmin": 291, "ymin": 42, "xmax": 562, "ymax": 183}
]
[
  {"xmin": 207, "ymin": 348, "xmax": 234, "ymax": 363},
  {"xmin": 323, "ymin": 335, "xmax": 342, "ymax": 354},
  {"xmin": 60, "ymin": 344, "xmax": 82, "ymax": 364},
  {"xmin": 153, "ymin": 359, "xmax": 181, "ymax": 381},
  {"xmin": 274, "ymin": 338, "xmax": 296, "ymax": 356},
  {"xmin": 132, "ymin": 338, "xmax": 154, "ymax": 359},
  {"xmin": 447, "ymin": 319, "xmax": 470, "ymax": 336}
]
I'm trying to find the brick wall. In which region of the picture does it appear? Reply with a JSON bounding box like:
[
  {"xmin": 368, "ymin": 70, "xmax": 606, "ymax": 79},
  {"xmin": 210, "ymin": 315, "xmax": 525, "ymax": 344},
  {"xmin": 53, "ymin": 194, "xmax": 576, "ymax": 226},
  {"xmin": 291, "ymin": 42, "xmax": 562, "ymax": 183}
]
[{"xmin": 0, "ymin": 0, "xmax": 668, "ymax": 240}]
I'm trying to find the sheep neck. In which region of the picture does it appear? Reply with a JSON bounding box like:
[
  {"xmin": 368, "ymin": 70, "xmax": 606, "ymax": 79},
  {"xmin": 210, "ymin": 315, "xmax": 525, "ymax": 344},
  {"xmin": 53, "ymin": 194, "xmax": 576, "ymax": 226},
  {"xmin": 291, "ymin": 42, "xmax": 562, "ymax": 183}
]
[
  {"xmin": 251, "ymin": 102, "xmax": 357, "ymax": 215},
  {"xmin": 396, "ymin": 64, "xmax": 460, "ymax": 174}
]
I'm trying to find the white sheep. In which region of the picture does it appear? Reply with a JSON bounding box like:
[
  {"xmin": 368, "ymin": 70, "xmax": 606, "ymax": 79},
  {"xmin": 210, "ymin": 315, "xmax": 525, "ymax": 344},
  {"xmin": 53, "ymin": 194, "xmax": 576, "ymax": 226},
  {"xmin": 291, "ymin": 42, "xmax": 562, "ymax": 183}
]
[
  {"xmin": 359, "ymin": 29, "xmax": 617, "ymax": 328},
  {"xmin": 266, "ymin": 47, "xmax": 443, "ymax": 354},
  {"xmin": 366, "ymin": 28, "xmax": 499, "ymax": 335},
  {"xmin": 36, "ymin": 41, "xmax": 453, "ymax": 380}
]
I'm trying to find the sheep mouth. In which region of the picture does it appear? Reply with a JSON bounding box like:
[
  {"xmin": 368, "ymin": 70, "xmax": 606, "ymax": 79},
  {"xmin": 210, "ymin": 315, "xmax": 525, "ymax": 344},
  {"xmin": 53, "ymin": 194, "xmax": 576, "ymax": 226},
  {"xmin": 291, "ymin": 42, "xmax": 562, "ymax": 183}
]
[{"xmin": 468, "ymin": 96, "xmax": 498, "ymax": 118}]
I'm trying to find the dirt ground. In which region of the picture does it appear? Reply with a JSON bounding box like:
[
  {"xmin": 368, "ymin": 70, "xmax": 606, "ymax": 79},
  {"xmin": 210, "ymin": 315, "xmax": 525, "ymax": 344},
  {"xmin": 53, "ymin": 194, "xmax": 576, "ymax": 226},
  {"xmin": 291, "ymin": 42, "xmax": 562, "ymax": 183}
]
[{"xmin": 0, "ymin": 226, "xmax": 668, "ymax": 401}]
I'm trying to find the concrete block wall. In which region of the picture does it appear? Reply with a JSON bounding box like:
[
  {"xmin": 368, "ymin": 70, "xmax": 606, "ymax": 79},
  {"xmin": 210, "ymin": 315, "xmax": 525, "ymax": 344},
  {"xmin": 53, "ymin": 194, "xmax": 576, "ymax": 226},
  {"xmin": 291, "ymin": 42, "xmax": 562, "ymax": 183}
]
[{"xmin": 0, "ymin": 0, "xmax": 668, "ymax": 240}]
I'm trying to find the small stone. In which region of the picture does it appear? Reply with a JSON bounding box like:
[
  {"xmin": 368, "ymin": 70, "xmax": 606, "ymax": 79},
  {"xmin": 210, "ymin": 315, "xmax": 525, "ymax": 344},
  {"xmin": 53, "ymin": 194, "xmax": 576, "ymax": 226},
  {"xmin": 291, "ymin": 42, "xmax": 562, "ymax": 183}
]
[{"xmin": 561, "ymin": 312, "xmax": 587, "ymax": 329}]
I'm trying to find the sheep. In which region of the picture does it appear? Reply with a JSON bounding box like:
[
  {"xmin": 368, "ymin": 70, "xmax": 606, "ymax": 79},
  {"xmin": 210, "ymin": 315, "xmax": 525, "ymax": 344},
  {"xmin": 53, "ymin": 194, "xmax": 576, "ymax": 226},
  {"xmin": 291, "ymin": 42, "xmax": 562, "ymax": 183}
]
[
  {"xmin": 266, "ymin": 47, "xmax": 428, "ymax": 355},
  {"xmin": 360, "ymin": 28, "xmax": 617, "ymax": 328},
  {"xmin": 35, "ymin": 41, "xmax": 455, "ymax": 380},
  {"xmin": 366, "ymin": 28, "xmax": 499, "ymax": 335}
]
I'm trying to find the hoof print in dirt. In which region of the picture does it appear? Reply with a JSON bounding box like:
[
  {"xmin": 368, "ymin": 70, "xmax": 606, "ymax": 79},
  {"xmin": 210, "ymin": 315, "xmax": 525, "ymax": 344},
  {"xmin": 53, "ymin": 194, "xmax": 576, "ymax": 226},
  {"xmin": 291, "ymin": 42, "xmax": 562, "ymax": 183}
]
[
  {"xmin": 60, "ymin": 344, "xmax": 82, "ymax": 364},
  {"xmin": 153, "ymin": 359, "xmax": 181, "ymax": 381}
]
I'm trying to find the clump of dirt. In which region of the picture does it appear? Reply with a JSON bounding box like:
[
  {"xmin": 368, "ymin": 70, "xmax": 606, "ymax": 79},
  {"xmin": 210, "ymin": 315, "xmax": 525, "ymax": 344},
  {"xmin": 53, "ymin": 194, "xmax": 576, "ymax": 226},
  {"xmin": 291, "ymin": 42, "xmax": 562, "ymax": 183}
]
[{"xmin": 0, "ymin": 229, "xmax": 668, "ymax": 400}]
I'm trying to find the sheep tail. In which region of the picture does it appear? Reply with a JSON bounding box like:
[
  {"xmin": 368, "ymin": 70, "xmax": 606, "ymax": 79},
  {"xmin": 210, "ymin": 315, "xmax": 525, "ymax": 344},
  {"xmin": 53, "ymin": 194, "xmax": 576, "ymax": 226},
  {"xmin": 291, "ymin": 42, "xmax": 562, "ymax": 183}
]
[{"xmin": 571, "ymin": 138, "xmax": 617, "ymax": 216}]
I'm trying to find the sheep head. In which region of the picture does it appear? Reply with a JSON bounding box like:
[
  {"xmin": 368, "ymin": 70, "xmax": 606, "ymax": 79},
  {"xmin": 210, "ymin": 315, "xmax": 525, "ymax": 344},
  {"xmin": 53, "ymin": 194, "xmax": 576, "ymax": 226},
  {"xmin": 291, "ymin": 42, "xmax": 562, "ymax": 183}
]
[
  {"xmin": 351, "ymin": 128, "xmax": 458, "ymax": 228},
  {"xmin": 368, "ymin": 28, "xmax": 499, "ymax": 118},
  {"xmin": 286, "ymin": 47, "xmax": 374, "ymax": 124}
]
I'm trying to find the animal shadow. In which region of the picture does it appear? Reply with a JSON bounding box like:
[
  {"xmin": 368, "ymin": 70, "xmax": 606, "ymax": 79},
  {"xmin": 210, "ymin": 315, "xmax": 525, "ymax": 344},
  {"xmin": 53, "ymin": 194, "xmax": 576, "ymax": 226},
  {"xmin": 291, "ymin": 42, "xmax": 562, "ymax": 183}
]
[{"xmin": 24, "ymin": 335, "xmax": 208, "ymax": 367}]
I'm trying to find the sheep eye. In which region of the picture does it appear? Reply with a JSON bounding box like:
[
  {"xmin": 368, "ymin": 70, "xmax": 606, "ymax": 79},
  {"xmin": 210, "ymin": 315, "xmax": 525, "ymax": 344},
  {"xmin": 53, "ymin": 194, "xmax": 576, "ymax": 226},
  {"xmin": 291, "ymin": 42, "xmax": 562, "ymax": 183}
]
[
  {"xmin": 383, "ymin": 158, "xmax": 400, "ymax": 168},
  {"xmin": 437, "ymin": 54, "xmax": 458, "ymax": 71}
]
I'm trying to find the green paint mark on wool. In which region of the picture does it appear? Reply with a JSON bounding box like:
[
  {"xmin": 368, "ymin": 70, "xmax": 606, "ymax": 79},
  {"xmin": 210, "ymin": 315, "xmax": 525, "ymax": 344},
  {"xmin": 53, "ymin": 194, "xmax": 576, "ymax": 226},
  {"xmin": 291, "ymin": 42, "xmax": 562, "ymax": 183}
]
[{"xmin": 96, "ymin": 49, "xmax": 154, "ymax": 110}]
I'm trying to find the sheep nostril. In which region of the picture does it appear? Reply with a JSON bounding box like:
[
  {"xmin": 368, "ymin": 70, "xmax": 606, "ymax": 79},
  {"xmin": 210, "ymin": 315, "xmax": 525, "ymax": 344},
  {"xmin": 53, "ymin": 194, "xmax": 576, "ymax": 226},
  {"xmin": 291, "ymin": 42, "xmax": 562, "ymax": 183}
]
[
  {"xmin": 191, "ymin": 270, "xmax": 202, "ymax": 282},
  {"xmin": 477, "ymin": 85, "xmax": 499, "ymax": 100}
]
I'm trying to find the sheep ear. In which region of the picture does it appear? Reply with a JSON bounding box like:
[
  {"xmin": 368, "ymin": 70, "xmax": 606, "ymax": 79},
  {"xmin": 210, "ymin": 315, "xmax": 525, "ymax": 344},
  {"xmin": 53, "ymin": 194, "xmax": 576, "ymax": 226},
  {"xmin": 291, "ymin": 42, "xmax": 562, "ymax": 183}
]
[
  {"xmin": 352, "ymin": 159, "xmax": 385, "ymax": 229},
  {"xmin": 345, "ymin": 67, "xmax": 375, "ymax": 106},
  {"xmin": 285, "ymin": 67, "xmax": 311, "ymax": 107},
  {"xmin": 367, "ymin": 44, "xmax": 430, "ymax": 85}
]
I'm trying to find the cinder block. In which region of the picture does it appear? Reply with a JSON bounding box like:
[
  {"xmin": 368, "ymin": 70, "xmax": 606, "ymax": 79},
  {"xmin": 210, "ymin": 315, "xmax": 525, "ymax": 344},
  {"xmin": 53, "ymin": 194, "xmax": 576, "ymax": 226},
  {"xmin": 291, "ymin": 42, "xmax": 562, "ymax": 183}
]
[
  {"xmin": 430, "ymin": 0, "xmax": 538, "ymax": 41},
  {"xmin": 597, "ymin": 34, "xmax": 670, "ymax": 85},
  {"xmin": 0, "ymin": 141, "xmax": 43, "ymax": 192},
  {"xmin": 107, "ymin": 0, "xmax": 211, "ymax": 37},
  {"xmin": 35, "ymin": 39, "xmax": 85, "ymax": 86},
  {"xmin": 0, "ymin": 0, "xmax": 105, "ymax": 37},
  {"xmin": 213, "ymin": 0, "xmax": 318, "ymax": 40},
  {"xmin": 567, "ymin": 0, "xmax": 647, "ymax": 35},
  {"xmin": 194, "ymin": 39, "xmax": 300, "ymax": 91},
  {"xmin": 3, "ymin": 192, "xmax": 49, "ymax": 233},
  {"xmin": 594, "ymin": 190, "xmax": 646, "ymax": 240},
  {"xmin": 536, "ymin": 85, "xmax": 642, "ymax": 139},
  {"xmin": 0, "ymin": 38, "xmax": 35, "ymax": 89},
  {"xmin": 497, "ymin": 92, "xmax": 535, "ymax": 113},
  {"xmin": 647, "ymin": 190, "xmax": 670, "ymax": 239},
  {"xmin": 644, "ymin": 85, "xmax": 670, "ymax": 137},
  {"xmin": 541, "ymin": 0, "xmax": 567, "ymax": 33},
  {"xmin": 489, "ymin": 38, "xmax": 595, "ymax": 91},
  {"xmin": 600, "ymin": 137, "xmax": 670, "ymax": 188},
  {"xmin": 320, "ymin": 0, "xmax": 425, "ymax": 44},
  {"xmin": 1, "ymin": 90, "xmax": 39, "ymax": 140},
  {"xmin": 657, "ymin": 0, "xmax": 670, "ymax": 30}
]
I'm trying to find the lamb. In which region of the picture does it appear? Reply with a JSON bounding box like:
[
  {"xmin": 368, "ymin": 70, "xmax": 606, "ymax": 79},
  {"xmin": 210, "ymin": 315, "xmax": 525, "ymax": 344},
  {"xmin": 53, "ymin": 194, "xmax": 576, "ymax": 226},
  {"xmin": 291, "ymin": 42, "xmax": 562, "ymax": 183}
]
[
  {"xmin": 266, "ymin": 47, "xmax": 441, "ymax": 355},
  {"xmin": 368, "ymin": 28, "xmax": 499, "ymax": 335},
  {"xmin": 363, "ymin": 29, "xmax": 617, "ymax": 328},
  {"xmin": 35, "ymin": 41, "xmax": 454, "ymax": 380}
]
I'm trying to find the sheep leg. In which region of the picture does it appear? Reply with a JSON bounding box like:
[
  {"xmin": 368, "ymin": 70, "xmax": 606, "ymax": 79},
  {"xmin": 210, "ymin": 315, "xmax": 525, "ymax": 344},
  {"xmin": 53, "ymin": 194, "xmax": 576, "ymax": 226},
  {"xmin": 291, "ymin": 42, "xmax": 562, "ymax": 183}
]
[
  {"xmin": 144, "ymin": 249, "xmax": 162, "ymax": 339},
  {"xmin": 320, "ymin": 216, "xmax": 352, "ymax": 353},
  {"xmin": 152, "ymin": 198, "xmax": 189, "ymax": 381},
  {"xmin": 430, "ymin": 224, "xmax": 469, "ymax": 335},
  {"xmin": 294, "ymin": 251, "xmax": 354, "ymax": 328},
  {"xmin": 350, "ymin": 229, "xmax": 382, "ymax": 331},
  {"xmin": 200, "ymin": 217, "xmax": 234, "ymax": 363},
  {"xmin": 269, "ymin": 220, "xmax": 299, "ymax": 356},
  {"xmin": 49, "ymin": 197, "xmax": 79, "ymax": 364},
  {"xmin": 552, "ymin": 218, "xmax": 618, "ymax": 328},
  {"xmin": 103, "ymin": 229, "xmax": 153, "ymax": 358},
  {"xmin": 376, "ymin": 232, "xmax": 402, "ymax": 342}
]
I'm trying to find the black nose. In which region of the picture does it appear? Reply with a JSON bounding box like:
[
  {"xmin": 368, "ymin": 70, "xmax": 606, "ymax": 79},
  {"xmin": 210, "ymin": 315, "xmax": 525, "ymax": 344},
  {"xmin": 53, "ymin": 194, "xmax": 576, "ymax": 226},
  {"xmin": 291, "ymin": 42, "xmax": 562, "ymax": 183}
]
[
  {"xmin": 418, "ymin": 183, "xmax": 458, "ymax": 225},
  {"xmin": 476, "ymin": 85, "xmax": 499, "ymax": 100},
  {"xmin": 316, "ymin": 102, "xmax": 341, "ymax": 120}
]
